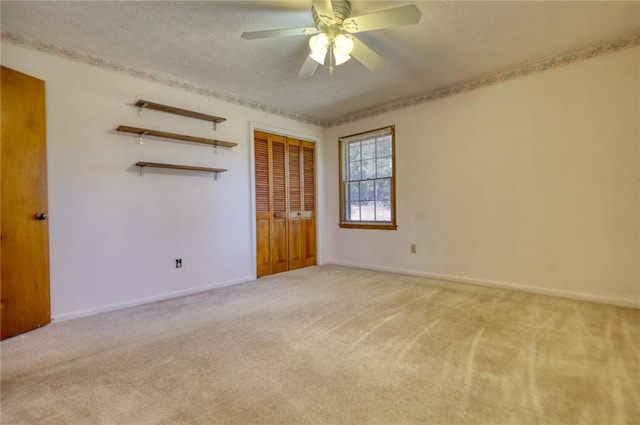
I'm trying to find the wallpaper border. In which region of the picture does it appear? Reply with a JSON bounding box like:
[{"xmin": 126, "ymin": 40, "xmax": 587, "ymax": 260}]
[
  {"xmin": 2, "ymin": 30, "xmax": 638, "ymax": 128},
  {"xmin": 0, "ymin": 31, "xmax": 326, "ymax": 127},
  {"xmin": 329, "ymin": 32, "xmax": 640, "ymax": 127}
]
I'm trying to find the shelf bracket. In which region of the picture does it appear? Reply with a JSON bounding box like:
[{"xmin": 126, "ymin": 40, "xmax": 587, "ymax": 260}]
[
  {"xmin": 214, "ymin": 171, "xmax": 220, "ymax": 181},
  {"xmin": 138, "ymin": 102, "xmax": 148, "ymax": 117},
  {"xmin": 213, "ymin": 122, "xmax": 217, "ymax": 131},
  {"xmin": 213, "ymin": 145, "xmax": 218, "ymax": 155},
  {"xmin": 138, "ymin": 130, "xmax": 147, "ymax": 145},
  {"xmin": 139, "ymin": 165, "xmax": 145, "ymax": 176}
]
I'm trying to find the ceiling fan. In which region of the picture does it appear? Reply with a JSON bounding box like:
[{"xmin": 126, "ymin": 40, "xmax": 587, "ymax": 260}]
[{"xmin": 241, "ymin": 0, "xmax": 422, "ymax": 77}]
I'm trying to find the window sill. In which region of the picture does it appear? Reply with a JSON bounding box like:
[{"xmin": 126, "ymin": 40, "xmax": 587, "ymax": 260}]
[{"xmin": 339, "ymin": 222, "xmax": 397, "ymax": 230}]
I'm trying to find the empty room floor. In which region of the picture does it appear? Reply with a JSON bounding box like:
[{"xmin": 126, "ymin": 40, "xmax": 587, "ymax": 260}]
[{"xmin": 1, "ymin": 265, "xmax": 638, "ymax": 424}]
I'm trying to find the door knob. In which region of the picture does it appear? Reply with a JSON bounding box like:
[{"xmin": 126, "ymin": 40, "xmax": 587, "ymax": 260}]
[{"xmin": 35, "ymin": 212, "xmax": 48, "ymax": 220}]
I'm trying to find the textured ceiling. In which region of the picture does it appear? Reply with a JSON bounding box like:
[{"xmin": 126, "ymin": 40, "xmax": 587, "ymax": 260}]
[{"xmin": 2, "ymin": 1, "xmax": 639, "ymax": 123}]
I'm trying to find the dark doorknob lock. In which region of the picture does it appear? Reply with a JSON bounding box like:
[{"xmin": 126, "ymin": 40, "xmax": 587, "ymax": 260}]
[{"xmin": 35, "ymin": 212, "xmax": 48, "ymax": 220}]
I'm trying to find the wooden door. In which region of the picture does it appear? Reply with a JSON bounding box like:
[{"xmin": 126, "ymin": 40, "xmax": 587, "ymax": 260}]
[
  {"xmin": 301, "ymin": 142, "xmax": 317, "ymax": 267},
  {"xmin": 254, "ymin": 134, "xmax": 272, "ymax": 277},
  {"xmin": 287, "ymin": 138, "xmax": 304, "ymax": 270},
  {"xmin": 270, "ymin": 135, "xmax": 289, "ymax": 274},
  {"xmin": 1, "ymin": 66, "xmax": 51, "ymax": 339},
  {"xmin": 255, "ymin": 131, "xmax": 288, "ymax": 277},
  {"xmin": 255, "ymin": 131, "xmax": 316, "ymax": 277}
]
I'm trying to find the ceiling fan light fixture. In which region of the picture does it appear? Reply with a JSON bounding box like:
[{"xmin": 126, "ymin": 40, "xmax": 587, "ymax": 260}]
[
  {"xmin": 334, "ymin": 34, "xmax": 354, "ymax": 55},
  {"xmin": 333, "ymin": 50, "xmax": 351, "ymax": 66},
  {"xmin": 309, "ymin": 47, "xmax": 328, "ymax": 65},
  {"xmin": 309, "ymin": 32, "xmax": 330, "ymax": 64},
  {"xmin": 333, "ymin": 34, "xmax": 354, "ymax": 66},
  {"xmin": 242, "ymin": 0, "xmax": 422, "ymax": 77}
]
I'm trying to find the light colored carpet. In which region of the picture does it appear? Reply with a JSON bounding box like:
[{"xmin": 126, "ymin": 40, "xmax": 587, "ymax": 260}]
[{"xmin": 1, "ymin": 265, "xmax": 639, "ymax": 424}]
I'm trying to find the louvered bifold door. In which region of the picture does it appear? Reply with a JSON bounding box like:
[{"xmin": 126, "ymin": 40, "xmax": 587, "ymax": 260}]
[
  {"xmin": 301, "ymin": 141, "xmax": 317, "ymax": 266},
  {"xmin": 254, "ymin": 131, "xmax": 288, "ymax": 277},
  {"xmin": 287, "ymin": 138, "xmax": 304, "ymax": 270},
  {"xmin": 255, "ymin": 131, "xmax": 316, "ymax": 277},
  {"xmin": 270, "ymin": 135, "xmax": 289, "ymax": 274},
  {"xmin": 254, "ymin": 133, "xmax": 272, "ymax": 277}
]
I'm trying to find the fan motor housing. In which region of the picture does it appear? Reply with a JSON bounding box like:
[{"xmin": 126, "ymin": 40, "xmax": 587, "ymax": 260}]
[{"xmin": 312, "ymin": 0, "xmax": 352, "ymax": 30}]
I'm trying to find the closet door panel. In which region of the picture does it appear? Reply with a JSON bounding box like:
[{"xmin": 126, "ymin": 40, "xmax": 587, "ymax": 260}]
[
  {"xmin": 271, "ymin": 137, "xmax": 289, "ymax": 274},
  {"xmin": 256, "ymin": 219, "xmax": 272, "ymax": 277},
  {"xmin": 254, "ymin": 134, "xmax": 272, "ymax": 277},
  {"xmin": 302, "ymin": 142, "xmax": 317, "ymax": 266},
  {"xmin": 303, "ymin": 218, "xmax": 316, "ymax": 266},
  {"xmin": 287, "ymin": 139, "xmax": 304, "ymax": 270}
]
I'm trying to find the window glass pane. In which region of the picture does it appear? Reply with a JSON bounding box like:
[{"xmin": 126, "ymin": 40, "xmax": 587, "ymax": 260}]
[
  {"xmin": 349, "ymin": 161, "xmax": 361, "ymax": 181},
  {"xmin": 375, "ymin": 201, "xmax": 391, "ymax": 221},
  {"xmin": 362, "ymin": 159, "xmax": 376, "ymax": 179},
  {"xmin": 376, "ymin": 137, "xmax": 391, "ymax": 158},
  {"xmin": 348, "ymin": 202, "xmax": 360, "ymax": 221},
  {"xmin": 375, "ymin": 178, "xmax": 391, "ymax": 201},
  {"xmin": 376, "ymin": 157, "xmax": 392, "ymax": 178},
  {"xmin": 361, "ymin": 140, "xmax": 376, "ymax": 160},
  {"xmin": 349, "ymin": 143, "xmax": 361, "ymax": 161},
  {"xmin": 347, "ymin": 182, "xmax": 360, "ymax": 202},
  {"xmin": 360, "ymin": 201, "xmax": 375, "ymax": 221},
  {"xmin": 360, "ymin": 180, "xmax": 374, "ymax": 201}
]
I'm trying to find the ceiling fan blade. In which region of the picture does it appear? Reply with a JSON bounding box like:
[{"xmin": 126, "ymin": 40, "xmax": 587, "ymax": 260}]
[
  {"xmin": 350, "ymin": 36, "xmax": 387, "ymax": 73},
  {"xmin": 312, "ymin": 0, "xmax": 335, "ymax": 26},
  {"xmin": 298, "ymin": 55, "xmax": 320, "ymax": 78},
  {"xmin": 241, "ymin": 27, "xmax": 319, "ymax": 40},
  {"xmin": 342, "ymin": 5, "xmax": 422, "ymax": 33}
]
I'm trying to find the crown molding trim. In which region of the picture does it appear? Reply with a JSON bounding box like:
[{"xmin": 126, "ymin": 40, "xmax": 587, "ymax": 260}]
[{"xmin": 2, "ymin": 30, "xmax": 638, "ymax": 129}]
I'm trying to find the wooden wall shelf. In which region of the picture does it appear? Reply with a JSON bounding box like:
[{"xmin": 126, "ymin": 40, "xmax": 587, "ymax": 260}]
[
  {"xmin": 117, "ymin": 125, "xmax": 237, "ymax": 148},
  {"xmin": 135, "ymin": 100, "xmax": 226, "ymax": 124},
  {"xmin": 135, "ymin": 162, "xmax": 227, "ymax": 178}
]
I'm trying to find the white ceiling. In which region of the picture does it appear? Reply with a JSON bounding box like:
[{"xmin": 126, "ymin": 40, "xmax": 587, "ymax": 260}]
[{"xmin": 2, "ymin": 1, "xmax": 639, "ymax": 124}]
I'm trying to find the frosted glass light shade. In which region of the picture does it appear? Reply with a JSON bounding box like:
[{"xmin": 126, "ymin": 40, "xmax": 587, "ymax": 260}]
[
  {"xmin": 334, "ymin": 34, "xmax": 354, "ymax": 55},
  {"xmin": 309, "ymin": 47, "xmax": 328, "ymax": 65},
  {"xmin": 309, "ymin": 33, "xmax": 330, "ymax": 65},
  {"xmin": 333, "ymin": 50, "xmax": 351, "ymax": 65},
  {"xmin": 308, "ymin": 32, "xmax": 354, "ymax": 68}
]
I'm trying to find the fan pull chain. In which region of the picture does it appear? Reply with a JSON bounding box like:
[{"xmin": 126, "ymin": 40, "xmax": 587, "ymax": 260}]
[{"xmin": 329, "ymin": 43, "xmax": 335, "ymax": 75}]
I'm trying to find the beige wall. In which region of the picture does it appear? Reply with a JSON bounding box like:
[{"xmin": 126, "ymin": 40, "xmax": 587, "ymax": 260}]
[
  {"xmin": 2, "ymin": 41, "xmax": 637, "ymax": 316},
  {"xmin": 323, "ymin": 47, "xmax": 640, "ymax": 306},
  {"xmin": 1, "ymin": 43, "xmax": 325, "ymax": 320}
]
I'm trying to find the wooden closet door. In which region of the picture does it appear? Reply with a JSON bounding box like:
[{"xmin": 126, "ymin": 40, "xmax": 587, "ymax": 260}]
[
  {"xmin": 271, "ymin": 136, "xmax": 289, "ymax": 274},
  {"xmin": 255, "ymin": 131, "xmax": 316, "ymax": 277},
  {"xmin": 254, "ymin": 133, "xmax": 272, "ymax": 277},
  {"xmin": 254, "ymin": 131, "xmax": 288, "ymax": 277},
  {"xmin": 301, "ymin": 141, "xmax": 317, "ymax": 266},
  {"xmin": 287, "ymin": 138, "xmax": 304, "ymax": 270}
]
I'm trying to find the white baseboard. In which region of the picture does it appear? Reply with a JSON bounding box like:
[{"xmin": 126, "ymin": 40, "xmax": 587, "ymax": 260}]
[
  {"xmin": 52, "ymin": 276, "xmax": 255, "ymax": 322},
  {"xmin": 325, "ymin": 260, "xmax": 640, "ymax": 309}
]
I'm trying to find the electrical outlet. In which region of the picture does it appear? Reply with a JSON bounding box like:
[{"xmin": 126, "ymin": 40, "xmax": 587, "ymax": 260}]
[
  {"xmin": 410, "ymin": 244, "xmax": 417, "ymax": 254},
  {"xmin": 176, "ymin": 258, "xmax": 182, "ymax": 268}
]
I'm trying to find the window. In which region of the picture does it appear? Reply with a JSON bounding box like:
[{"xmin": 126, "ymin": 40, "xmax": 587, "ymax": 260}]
[{"xmin": 339, "ymin": 126, "xmax": 397, "ymax": 230}]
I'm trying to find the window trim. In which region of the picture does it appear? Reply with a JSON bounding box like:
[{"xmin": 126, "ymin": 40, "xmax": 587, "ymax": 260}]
[{"xmin": 338, "ymin": 125, "xmax": 397, "ymax": 230}]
